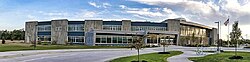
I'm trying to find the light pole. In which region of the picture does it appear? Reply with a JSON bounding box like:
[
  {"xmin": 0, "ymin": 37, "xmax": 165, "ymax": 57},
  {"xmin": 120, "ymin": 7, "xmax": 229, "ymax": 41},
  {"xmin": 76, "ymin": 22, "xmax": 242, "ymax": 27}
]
[{"xmin": 215, "ymin": 21, "xmax": 220, "ymax": 53}]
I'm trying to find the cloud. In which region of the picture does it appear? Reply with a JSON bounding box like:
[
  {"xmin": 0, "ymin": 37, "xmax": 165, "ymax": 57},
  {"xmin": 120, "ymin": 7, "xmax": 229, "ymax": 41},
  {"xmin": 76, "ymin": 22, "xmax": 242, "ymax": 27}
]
[
  {"xmin": 128, "ymin": 0, "xmax": 250, "ymax": 39},
  {"xmin": 119, "ymin": 5, "xmax": 186, "ymax": 22},
  {"xmin": 119, "ymin": 5, "xmax": 126, "ymax": 9},
  {"xmin": 102, "ymin": 3, "xmax": 112, "ymax": 8},
  {"xmin": 88, "ymin": 2, "xmax": 100, "ymax": 8},
  {"xmin": 88, "ymin": 2, "xmax": 112, "ymax": 8}
]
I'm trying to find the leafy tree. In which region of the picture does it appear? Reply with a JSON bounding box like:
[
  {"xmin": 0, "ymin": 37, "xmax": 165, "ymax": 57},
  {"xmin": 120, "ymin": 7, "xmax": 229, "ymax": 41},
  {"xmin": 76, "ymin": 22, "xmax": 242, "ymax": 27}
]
[
  {"xmin": 229, "ymin": 21, "xmax": 242, "ymax": 59},
  {"xmin": 129, "ymin": 34, "xmax": 147, "ymax": 62},
  {"xmin": 160, "ymin": 36, "xmax": 169, "ymax": 53},
  {"xmin": 1, "ymin": 30, "xmax": 7, "ymax": 44}
]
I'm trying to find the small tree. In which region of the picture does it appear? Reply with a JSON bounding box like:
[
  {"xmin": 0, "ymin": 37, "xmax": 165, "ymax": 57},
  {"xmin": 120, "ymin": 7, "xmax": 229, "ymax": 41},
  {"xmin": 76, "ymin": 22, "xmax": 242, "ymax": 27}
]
[
  {"xmin": 129, "ymin": 35, "xmax": 146, "ymax": 62},
  {"xmin": 229, "ymin": 21, "xmax": 242, "ymax": 59},
  {"xmin": 159, "ymin": 36, "xmax": 169, "ymax": 54},
  {"xmin": 1, "ymin": 30, "xmax": 7, "ymax": 44}
]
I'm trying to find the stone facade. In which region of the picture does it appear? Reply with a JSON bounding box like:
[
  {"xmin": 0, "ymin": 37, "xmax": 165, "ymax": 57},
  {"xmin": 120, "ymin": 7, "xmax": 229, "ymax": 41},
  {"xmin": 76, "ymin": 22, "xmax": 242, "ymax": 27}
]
[
  {"xmin": 167, "ymin": 19, "xmax": 180, "ymax": 32},
  {"xmin": 167, "ymin": 19, "xmax": 180, "ymax": 45},
  {"xmin": 51, "ymin": 19, "xmax": 68, "ymax": 44},
  {"xmin": 84, "ymin": 20, "xmax": 103, "ymax": 45},
  {"xmin": 25, "ymin": 21, "xmax": 38, "ymax": 43},
  {"xmin": 84, "ymin": 20, "xmax": 103, "ymax": 31},
  {"xmin": 122, "ymin": 20, "xmax": 131, "ymax": 31}
]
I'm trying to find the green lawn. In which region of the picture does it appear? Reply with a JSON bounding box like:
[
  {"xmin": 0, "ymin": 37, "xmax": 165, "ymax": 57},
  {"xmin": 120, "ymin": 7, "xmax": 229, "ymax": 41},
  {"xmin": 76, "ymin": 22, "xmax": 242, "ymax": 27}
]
[
  {"xmin": 0, "ymin": 43, "xmax": 127, "ymax": 52},
  {"xmin": 110, "ymin": 51, "xmax": 183, "ymax": 62},
  {"xmin": 189, "ymin": 51, "xmax": 250, "ymax": 62}
]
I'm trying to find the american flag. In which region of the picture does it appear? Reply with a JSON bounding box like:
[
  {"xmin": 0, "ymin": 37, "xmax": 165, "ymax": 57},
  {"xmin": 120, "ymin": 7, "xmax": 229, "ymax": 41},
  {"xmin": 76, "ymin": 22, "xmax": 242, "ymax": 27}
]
[{"xmin": 224, "ymin": 18, "xmax": 229, "ymax": 26}]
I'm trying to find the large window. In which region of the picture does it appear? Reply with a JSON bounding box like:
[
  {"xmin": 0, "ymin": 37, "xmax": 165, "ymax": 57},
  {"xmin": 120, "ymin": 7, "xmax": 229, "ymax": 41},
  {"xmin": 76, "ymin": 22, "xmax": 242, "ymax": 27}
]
[
  {"xmin": 103, "ymin": 25, "xmax": 122, "ymax": 31},
  {"xmin": 38, "ymin": 25, "xmax": 51, "ymax": 32},
  {"xmin": 95, "ymin": 35, "xmax": 133, "ymax": 44},
  {"xmin": 180, "ymin": 25, "xmax": 206, "ymax": 37},
  {"xmin": 38, "ymin": 36, "xmax": 51, "ymax": 41},
  {"xmin": 68, "ymin": 36, "xmax": 84, "ymax": 43},
  {"xmin": 68, "ymin": 24, "xmax": 84, "ymax": 31},
  {"xmin": 131, "ymin": 26, "xmax": 167, "ymax": 31}
]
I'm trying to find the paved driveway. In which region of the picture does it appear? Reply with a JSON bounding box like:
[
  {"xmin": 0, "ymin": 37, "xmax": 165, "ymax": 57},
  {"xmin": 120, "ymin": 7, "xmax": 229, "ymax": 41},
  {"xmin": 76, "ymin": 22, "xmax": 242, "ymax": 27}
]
[{"xmin": 0, "ymin": 46, "xmax": 248, "ymax": 62}]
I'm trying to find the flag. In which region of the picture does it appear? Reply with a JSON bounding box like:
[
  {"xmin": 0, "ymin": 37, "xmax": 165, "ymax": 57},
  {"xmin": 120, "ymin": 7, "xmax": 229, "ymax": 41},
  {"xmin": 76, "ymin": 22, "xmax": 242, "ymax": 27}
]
[{"xmin": 224, "ymin": 18, "xmax": 229, "ymax": 26}]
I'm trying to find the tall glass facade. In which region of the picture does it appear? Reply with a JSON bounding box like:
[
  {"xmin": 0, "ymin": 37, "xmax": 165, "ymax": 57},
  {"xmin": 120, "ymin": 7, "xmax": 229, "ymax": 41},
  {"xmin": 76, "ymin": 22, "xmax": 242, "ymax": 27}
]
[
  {"xmin": 131, "ymin": 26, "xmax": 167, "ymax": 31},
  {"xmin": 180, "ymin": 25, "xmax": 208, "ymax": 45},
  {"xmin": 180, "ymin": 25, "xmax": 206, "ymax": 37}
]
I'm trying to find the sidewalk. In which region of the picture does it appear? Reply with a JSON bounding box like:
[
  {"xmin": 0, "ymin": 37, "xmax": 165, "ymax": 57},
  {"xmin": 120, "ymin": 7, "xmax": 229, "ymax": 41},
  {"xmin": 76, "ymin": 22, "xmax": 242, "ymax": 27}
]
[{"xmin": 167, "ymin": 50, "xmax": 214, "ymax": 62}]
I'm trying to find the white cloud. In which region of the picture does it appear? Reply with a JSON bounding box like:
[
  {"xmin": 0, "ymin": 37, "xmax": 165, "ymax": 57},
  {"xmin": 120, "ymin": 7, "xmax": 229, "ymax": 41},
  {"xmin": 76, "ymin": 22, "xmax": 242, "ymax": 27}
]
[
  {"xmin": 102, "ymin": 3, "xmax": 112, "ymax": 8},
  {"xmin": 88, "ymin": 2, "xmax": 100, "ymax": 8},
  {"xmin": 128, "ymin": 0, "xmax": 250, "ymax": 39},
  {"xmin": 88, "ymin": 2, "xmax": 112, "ymax": 8},
  {"xmin": 119, "ymin": 5, "xmax": 126, "ymax": 9}
]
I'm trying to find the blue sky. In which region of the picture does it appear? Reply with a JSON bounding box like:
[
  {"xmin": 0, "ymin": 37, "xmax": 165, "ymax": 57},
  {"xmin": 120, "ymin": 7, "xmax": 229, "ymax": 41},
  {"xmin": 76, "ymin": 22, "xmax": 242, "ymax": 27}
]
[{"xmin": 1, "ymin": 0, "xmax": 250, "ymax": 39}]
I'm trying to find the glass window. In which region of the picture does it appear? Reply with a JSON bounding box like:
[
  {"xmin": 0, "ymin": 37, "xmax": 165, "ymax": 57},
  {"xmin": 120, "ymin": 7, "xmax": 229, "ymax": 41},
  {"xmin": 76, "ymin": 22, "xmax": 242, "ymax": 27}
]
[
  {"xmin": 68, "ymin": 36, "xmax": 84, "ymax": 43},
  {"xmin": 131, "ymin": 26, "xmax": 167, "ymax": 31},
  {"xmin": 112, "ymin": 36, "xmax": 118, "ymax": 43},
  {"xmin": 123, "ymin": 37, "xmax": 128, "ymax": 43},
  {"xmin": 38, "ymin": 36, "xmax": 51, "ymax": 41},
  {"xmin": 96, "ymin": 36, "xmax": 100, "ymax": 43},
  {"xmin": 38, "ymin": 25, "xmax": 51, "ymax": 31},
  {"xmin": 103, "ymin": 25, "xmax": 122, "ymax": 31},
  {"xmin": 68, "ymin": 24, "xmax": 84, "ymax": 31},
  {"xmin": 101, "ymin": 36, "xmax": 107, "ymax": 43},
  {"xmin": 107, "ymin": 36, "xmax": 112, "ymax": 43},
  {"xmin": 118, "ymin": 37, "xmax": 123, "ymax": 43}
]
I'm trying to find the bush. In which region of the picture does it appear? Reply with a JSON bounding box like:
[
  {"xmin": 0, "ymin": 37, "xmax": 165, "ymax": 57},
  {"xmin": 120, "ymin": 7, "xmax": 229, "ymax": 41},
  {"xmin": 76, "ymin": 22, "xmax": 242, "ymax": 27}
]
[
  {"xmin": 229, "ymin": 56, "xmax": 243, "ymax": 59},
  {"xmin": 2, "ymin": 40, "xmax": 5, "ymax": 44},
  {"xmin": 158, "ymin": 52, "xmax": 170, "ymax": 54},
  {"xmin": 131, "ymin": 60, "xmax": 147, "ymax": 62},
  {"xmin": 37, "ymin": 41, "xmax": 41, "ymax": 45}
]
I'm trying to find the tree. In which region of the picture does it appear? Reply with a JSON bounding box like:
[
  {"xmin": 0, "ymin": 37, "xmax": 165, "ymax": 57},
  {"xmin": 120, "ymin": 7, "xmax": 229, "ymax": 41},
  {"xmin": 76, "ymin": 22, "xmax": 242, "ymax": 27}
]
[
  {"xmin": 1, "ymin": 30, "xmax": 7, "ymax": 44},
  {"xmin": 129, "ymin": 34, "xmax": 147, "ymax": 62},
  {"xmin": 229, "ymin": 21, "xmax": 242, "ymax": 59},
  {"xmin": 159, "ymin": 36, "xmax": 170, "ymax": 54}
]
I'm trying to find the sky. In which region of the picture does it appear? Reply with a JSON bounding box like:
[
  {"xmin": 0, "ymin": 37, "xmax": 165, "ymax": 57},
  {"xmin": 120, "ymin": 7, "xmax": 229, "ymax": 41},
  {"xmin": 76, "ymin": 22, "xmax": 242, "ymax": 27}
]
[{"xmin": 0, "ymin": 0, "xmax": 250, "ymax": 39}]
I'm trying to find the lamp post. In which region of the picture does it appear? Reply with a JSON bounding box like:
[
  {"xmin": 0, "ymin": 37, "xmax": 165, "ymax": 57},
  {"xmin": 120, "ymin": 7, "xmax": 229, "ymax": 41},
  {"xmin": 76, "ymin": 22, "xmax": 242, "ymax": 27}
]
[{"xmin": 215, "ymin": 21, "xmax": 220, "ymax": 53}]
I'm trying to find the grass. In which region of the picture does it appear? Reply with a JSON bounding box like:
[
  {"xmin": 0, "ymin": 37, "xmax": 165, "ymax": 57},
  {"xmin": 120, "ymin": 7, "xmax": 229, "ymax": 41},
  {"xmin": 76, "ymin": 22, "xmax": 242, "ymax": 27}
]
[
  {"xmin": 110, "ymin": 51, "xmax": 183, "ymax": 62},
  {"xmin": 189, "ymin": 51, "xmax": 250, "ymax": 62},
  {"xmin": 0, "ymin": 43, "xmax": 127, "ymax": 52}
]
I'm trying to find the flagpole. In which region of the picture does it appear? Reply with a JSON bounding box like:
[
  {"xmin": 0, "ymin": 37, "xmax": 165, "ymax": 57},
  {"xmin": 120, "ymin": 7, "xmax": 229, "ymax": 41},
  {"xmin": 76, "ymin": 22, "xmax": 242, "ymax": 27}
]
[
  {"xmin": 227, "ymin": 16, "xmax": 230, "ymax": 47},
  {"xmin": 227, "ymin": 22, "xmax": 230, "ymax": 47}
]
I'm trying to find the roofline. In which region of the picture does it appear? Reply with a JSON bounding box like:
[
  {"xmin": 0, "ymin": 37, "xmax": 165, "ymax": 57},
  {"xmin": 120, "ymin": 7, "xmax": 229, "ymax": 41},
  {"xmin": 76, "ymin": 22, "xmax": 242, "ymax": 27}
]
[{"xmin": 180, "ymin": 21, "xmax": 213, "ymax": 29}]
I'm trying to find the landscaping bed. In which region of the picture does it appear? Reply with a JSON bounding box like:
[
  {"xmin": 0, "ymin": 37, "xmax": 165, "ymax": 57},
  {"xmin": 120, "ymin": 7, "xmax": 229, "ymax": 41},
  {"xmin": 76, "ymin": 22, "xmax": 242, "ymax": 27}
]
[{"xmin": 189, "ymin": 51, "xmax": 250, "ymax": 62}]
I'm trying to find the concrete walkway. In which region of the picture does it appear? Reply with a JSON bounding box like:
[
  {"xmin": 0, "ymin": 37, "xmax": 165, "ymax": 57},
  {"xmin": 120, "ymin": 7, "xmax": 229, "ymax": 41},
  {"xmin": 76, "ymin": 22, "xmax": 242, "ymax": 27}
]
[
  {"xmin": 167, "ymin": 46, "xmax": 249, "ymax": 62},
  {"xmin": 167, "ymin": 50, "xmax": 214, "ymax": 62}
]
